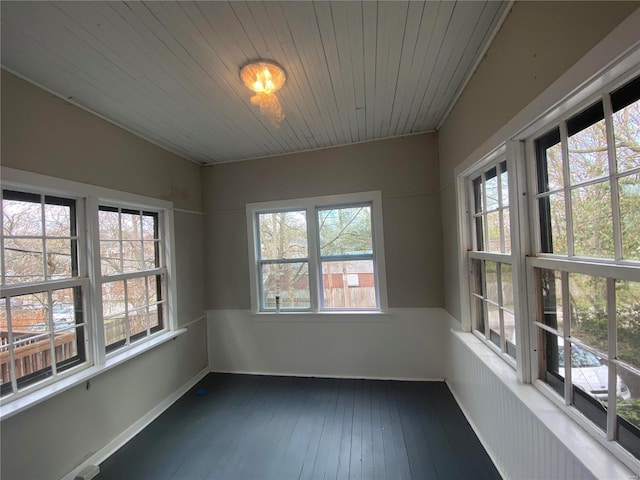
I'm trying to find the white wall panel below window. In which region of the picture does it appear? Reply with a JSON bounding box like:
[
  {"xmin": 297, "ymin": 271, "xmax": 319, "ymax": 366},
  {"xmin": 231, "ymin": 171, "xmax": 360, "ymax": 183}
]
[{"xmin": 446, "ymin": 319, "xmax": 634, "ymax": 480}]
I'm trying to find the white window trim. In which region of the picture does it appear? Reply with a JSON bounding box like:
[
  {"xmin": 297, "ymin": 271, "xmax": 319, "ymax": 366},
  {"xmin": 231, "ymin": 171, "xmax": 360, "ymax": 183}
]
[
  {"xmin": 0, "ymin": 167, "xmax": 179, "ymax": 417},
  {"xmin": 246, "ymin": 191, "xmax": 388, "ymax": 315},
  {"xmin": 455, "ymin": 43, "xmax": 640, "ymax": 473}
]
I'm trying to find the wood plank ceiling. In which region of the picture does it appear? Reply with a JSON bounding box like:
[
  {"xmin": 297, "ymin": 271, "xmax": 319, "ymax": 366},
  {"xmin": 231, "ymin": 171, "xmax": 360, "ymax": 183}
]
[{"xmin": 1, "ymin": 1, "xmax": 509, "ymax": 165}]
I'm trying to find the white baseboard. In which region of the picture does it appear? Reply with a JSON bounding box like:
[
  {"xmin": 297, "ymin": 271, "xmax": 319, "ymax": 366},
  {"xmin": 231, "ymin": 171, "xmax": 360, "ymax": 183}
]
[
  {"xmin": 210, "ymin": 368, "xmax": 443, "ymax": 382},
  {"xmin": 61, "ymin": 367, "xmax": 210, "ymax": 480}
]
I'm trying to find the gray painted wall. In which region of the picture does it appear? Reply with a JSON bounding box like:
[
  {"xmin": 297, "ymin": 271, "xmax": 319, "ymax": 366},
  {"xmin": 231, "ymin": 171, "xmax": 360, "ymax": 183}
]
[
  {"xmin": 1, "ymin": 70, "xmax": 207, "ymax": 479},
  {"xmin": 437, "ymin": 1, "xmax": 639, "ymax": 321},
  {"xmin": 203, "ymin": 133, "xmax": 443, "ymax": 310}
]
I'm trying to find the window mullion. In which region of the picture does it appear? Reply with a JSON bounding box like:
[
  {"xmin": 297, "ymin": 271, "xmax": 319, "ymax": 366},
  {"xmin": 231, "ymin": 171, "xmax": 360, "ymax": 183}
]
[
  {"xmin": 559, "ymin": 122, "xmax": 575, "ymax": 257},
  {"xmin": 87, "ymin": 197, "xmax": 106, "ymax": 366},
  {"xmin": 497, "ymin": 164, "xmax": 505, "ymax": 254},
  {"xmin": 482, "ymin": 174, "xmax": 489, "ymax": 252},
  {"xmin": 6, "ymin": 305, "xmax": 18, "ymax": 393},
  {"xmin": 0, "ymin": 196, "xmax": 5, "ymax": 288},
  {"xmin": 603, "ymin": 94, "xmax": 624, "ymax": 261},
  {"xmin": 307, "ymin": 206, "xmax": 320, "ymax": 312},
  {"xmin": 41, "ymin": 194, "xmax": 48, "ymax": 282},
  {"xmin": 562, "ymin": 271, "xmax": 572, "ymax": 406},
  {"xmin": 481, "ymin": 261, "xmax": 489, "ymax": 341},
  {"xmin": 123, "ymin": 280, "xmax": 131, "ymax": 345},
  {"xmin": 606, "ymin": 278, "xmax": 618, "ymax": 441},
  {"xmin": 497, "ymin": 262, "xmax": 505, "ymax": 352},
  {"xmin": 46, "ymin": 290, "xmax": 58, "ymax": 376}
]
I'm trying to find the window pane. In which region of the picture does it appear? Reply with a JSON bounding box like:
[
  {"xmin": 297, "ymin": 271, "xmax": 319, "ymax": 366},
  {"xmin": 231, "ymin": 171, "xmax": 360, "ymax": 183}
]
[
  {"xmin": 617, "ymin": 280, "xmax": 640, "ymax": 371},
  {"xmin": 126, "ymin": 277, "xmax": 147, "ymax": 309},
  {"xmin": 500, "ymin": 165, "xmax": 509, "ymax": 207},
  {"xmin": 2, "ymin": 198, "xmax": 42, "ymax": 236},
  {"xmin": 121, "ymin": 211, "xmax": 141, "ymax": 241},
  {"xmin": 46, "ymin": 238, "xmax": 73, "ymax": 279},
  {"xmin": 102, "ymin": 281, "xmax": 125, "ymax": 317},
  {"xmin": 501, "ymin": 264, "xmax": 514, "ymax": 311},
  {"xmin": 502, "ymin": 208, "xmax": 511, "ymax": 254},
  {"xmin": 475, "ymin": 216, "xmax": 484, "ymax": 251},
  {"xmin": 473, "ymin": 297, "xmax": 485, "ymax": 334},
  {"xmin": 572, "ymin": 182, "xmax": 614, "ymax": 258},
  {"xmin": 539, "ymin": 194, "xmax": 567, "ymax": 255},
  {"xmin": 142, "ymin": 214, "xmax": 156, "ymax": 240},
  {"xmin": 318, "ymin": 206, "xmax": 372, "ymax": 257},
  {"xmin": 55, "ymin": 327, "xmax": 82, "ymax": 366},
  {"xmin": 14, "ymin": 333, "xmax": 53, "ymax": 386},
  {"xmin": 148, "ymin": 275, "xmax": 160, "ymax": 304},
  {"xmin": 613, "ymin": 97, "xmax": 640, "ymax": 173},
  {"xmin": 619, "ymin": 173, "xmax": 640, "ymax": 261},
  {"xmin": 4, "ymin": 238, "xmax": 44, "ymax": 284},
  {"xmin": 471, "ymin": 259, "xmax": 484, "ymax": 297},
  {"xmin": 568, "ymin": 118, "xmax": 609, "ymax": 185},
  {"xmin": 487, "ymin": 303, "xmax": 500, "ymax": 343},
  {"xmin": 122, "ymin": 240, "xmax": 143, "ymax": 273},
  {"xmin": 98, "ymin": 209, "xmax": 120, "ymax": 240},
  {"xmin": 485, "ymin": 261, "xmax": 498, "ymax": 304},
  {"xmin": 473, "ymin": 177, "xmax": 483, "ymax": 213},
  {"xmin": 321, "ymin": 260, "xmax": 376, "ymax": 309},
  {"xmin": 539, "ymin": 269, "xmax": 563, "ymax": 332},
  {"xmin": 545, "ymin": 142, "xmax": 564, "ymax": 192},
  {"xmin": 261, "ymin": 262, "xmax": 310, "ymax": 309},
  {"xmin": 143, "ymin": 241, "xmax": 158, "ymax": 269},
  {"xmin": 569, "ymin": 273, "xmax": 607, "ymax": 355},
  {"xmin": 485, "ymin": 169, "xmax": 499, "ymax": 211},
  {"xmin": 259, "ymin": 211, "xmax": 307, "ymax": 260},
  {"xmin": 51, "ymin": 288, "xmax": 77, "ymax": 331},
  {"xmin": 486, "ymin": 211, "xmax": 501, "ymax": 252},
  {"xmin": 544, "ymin": 332, "xmax": 564, "ymax": 385},
  {"xmin": 128, "ymin": 307, "xmax": 147, "ymax": 338},
  {"xmin": 100, "ymin": 241, "xmax": 121, "ymax": 275},
  {"xmin": 44, "ymin": 203, "xmax": 71, "ymax": 237},
  {"xmin": 11, "ymin": 293, "xmax": 49, "ymax": 333},
  {"xmin": 617, "ymin": 366, "xmax": 639, "ymax": 458},
  {"xmin": 569, "ymin": 343, "xmax": 608, "ymax": 405},
  {"xmin": 504, "ymin": 310, "xmax": 515, "ymax": 347},
  {"xmin": 104, "ymin": 315, "xmax": 126, "ymax": 347},
  {"xmin": 149, "ymin": 304, "xmax": 161, "ymax": 330}
]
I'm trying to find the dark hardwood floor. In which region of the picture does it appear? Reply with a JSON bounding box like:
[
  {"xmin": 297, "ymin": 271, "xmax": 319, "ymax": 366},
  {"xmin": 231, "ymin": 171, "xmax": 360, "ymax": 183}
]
[{"xmin": 97, "ymin": 373, "xmax": 501, "ymax": 480}]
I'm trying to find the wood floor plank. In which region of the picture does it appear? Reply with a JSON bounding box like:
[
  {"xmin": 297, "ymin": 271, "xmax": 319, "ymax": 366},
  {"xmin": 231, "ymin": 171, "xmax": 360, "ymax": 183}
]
[{"xmin": 97, "ymin": 374, "xmax": 501, "ymax": 480}]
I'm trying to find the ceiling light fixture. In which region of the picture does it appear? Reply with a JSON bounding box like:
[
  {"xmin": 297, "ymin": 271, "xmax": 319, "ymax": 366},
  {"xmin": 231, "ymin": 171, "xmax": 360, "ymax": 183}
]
[{"xmin": 240, "ymin": 60, "xmax": 286, "ymax": 128}]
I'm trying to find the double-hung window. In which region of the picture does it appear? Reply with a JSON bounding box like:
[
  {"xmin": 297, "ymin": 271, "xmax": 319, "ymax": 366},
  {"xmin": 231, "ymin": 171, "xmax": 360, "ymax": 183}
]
[
  {"xmin": 247, "ymin": 191, "xmax": 387, "ymax": 313},
  {"xmin": 529, "ymin": 74, "xmax": 640, "ymax": 459},
  {"xmin": 467, "ymin": 157, "xmax": 516, "ymax": 359},
  {"xmin": 0, "ymin": 169, "xmax": 176, "ymax": 409},
  {"xmin": 1, "ymin": 190, "xmax": 86, "ymax": 396},
  {"xmin": 98, "ymin": 207, "xmax": 165, "ymax": 352}
]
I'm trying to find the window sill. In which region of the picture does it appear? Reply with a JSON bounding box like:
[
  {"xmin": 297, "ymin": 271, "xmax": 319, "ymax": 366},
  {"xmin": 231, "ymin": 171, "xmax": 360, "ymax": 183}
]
[
  {"xmin": 451, "ymin": 330, "xmax": 638, "ymax": 478},
  {"xmin": 249, "ymin": 311, "xmax": 390, "ymax": 322},
  {"xmin": 0, "ymin": 328, "xmax": 186, "ymax": 421}
]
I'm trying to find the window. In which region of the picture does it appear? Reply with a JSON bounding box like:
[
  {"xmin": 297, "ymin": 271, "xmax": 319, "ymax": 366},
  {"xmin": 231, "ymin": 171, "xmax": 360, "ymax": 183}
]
[
  {"xmin": 0, "ymin": 170, "xmax": 176, "ymax": 407},
  {"xmin": 98, "ymin": 207, "xmax": 165, "ymax": 352},
  {"xmin": 530, "ymin": 74, "xmax": 640, "ymax": 459},
  {"xmin": 459, "ymin": 70, "xmax": 640, "ymax": 467},
  {"xmin": 467, "ymin": 159, "xmax": 516, "ymax": 359},
  {"xmin": 247, "ymin": 192, "xmax": 387, "ymax": 313},
  {"xmin": 1, "ymin": 191, "xmax": 86, "ymax": 396}
]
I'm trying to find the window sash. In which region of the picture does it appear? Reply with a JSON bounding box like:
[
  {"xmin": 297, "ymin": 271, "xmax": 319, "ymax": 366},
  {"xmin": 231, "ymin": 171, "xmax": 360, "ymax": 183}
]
[
  {"xmin": 98, "ymin": 206, "xmax": 165, "ymax": 351},
  {"xmin": 1, "ymin": 189, "xmax": 88, "ymax": 397}
]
